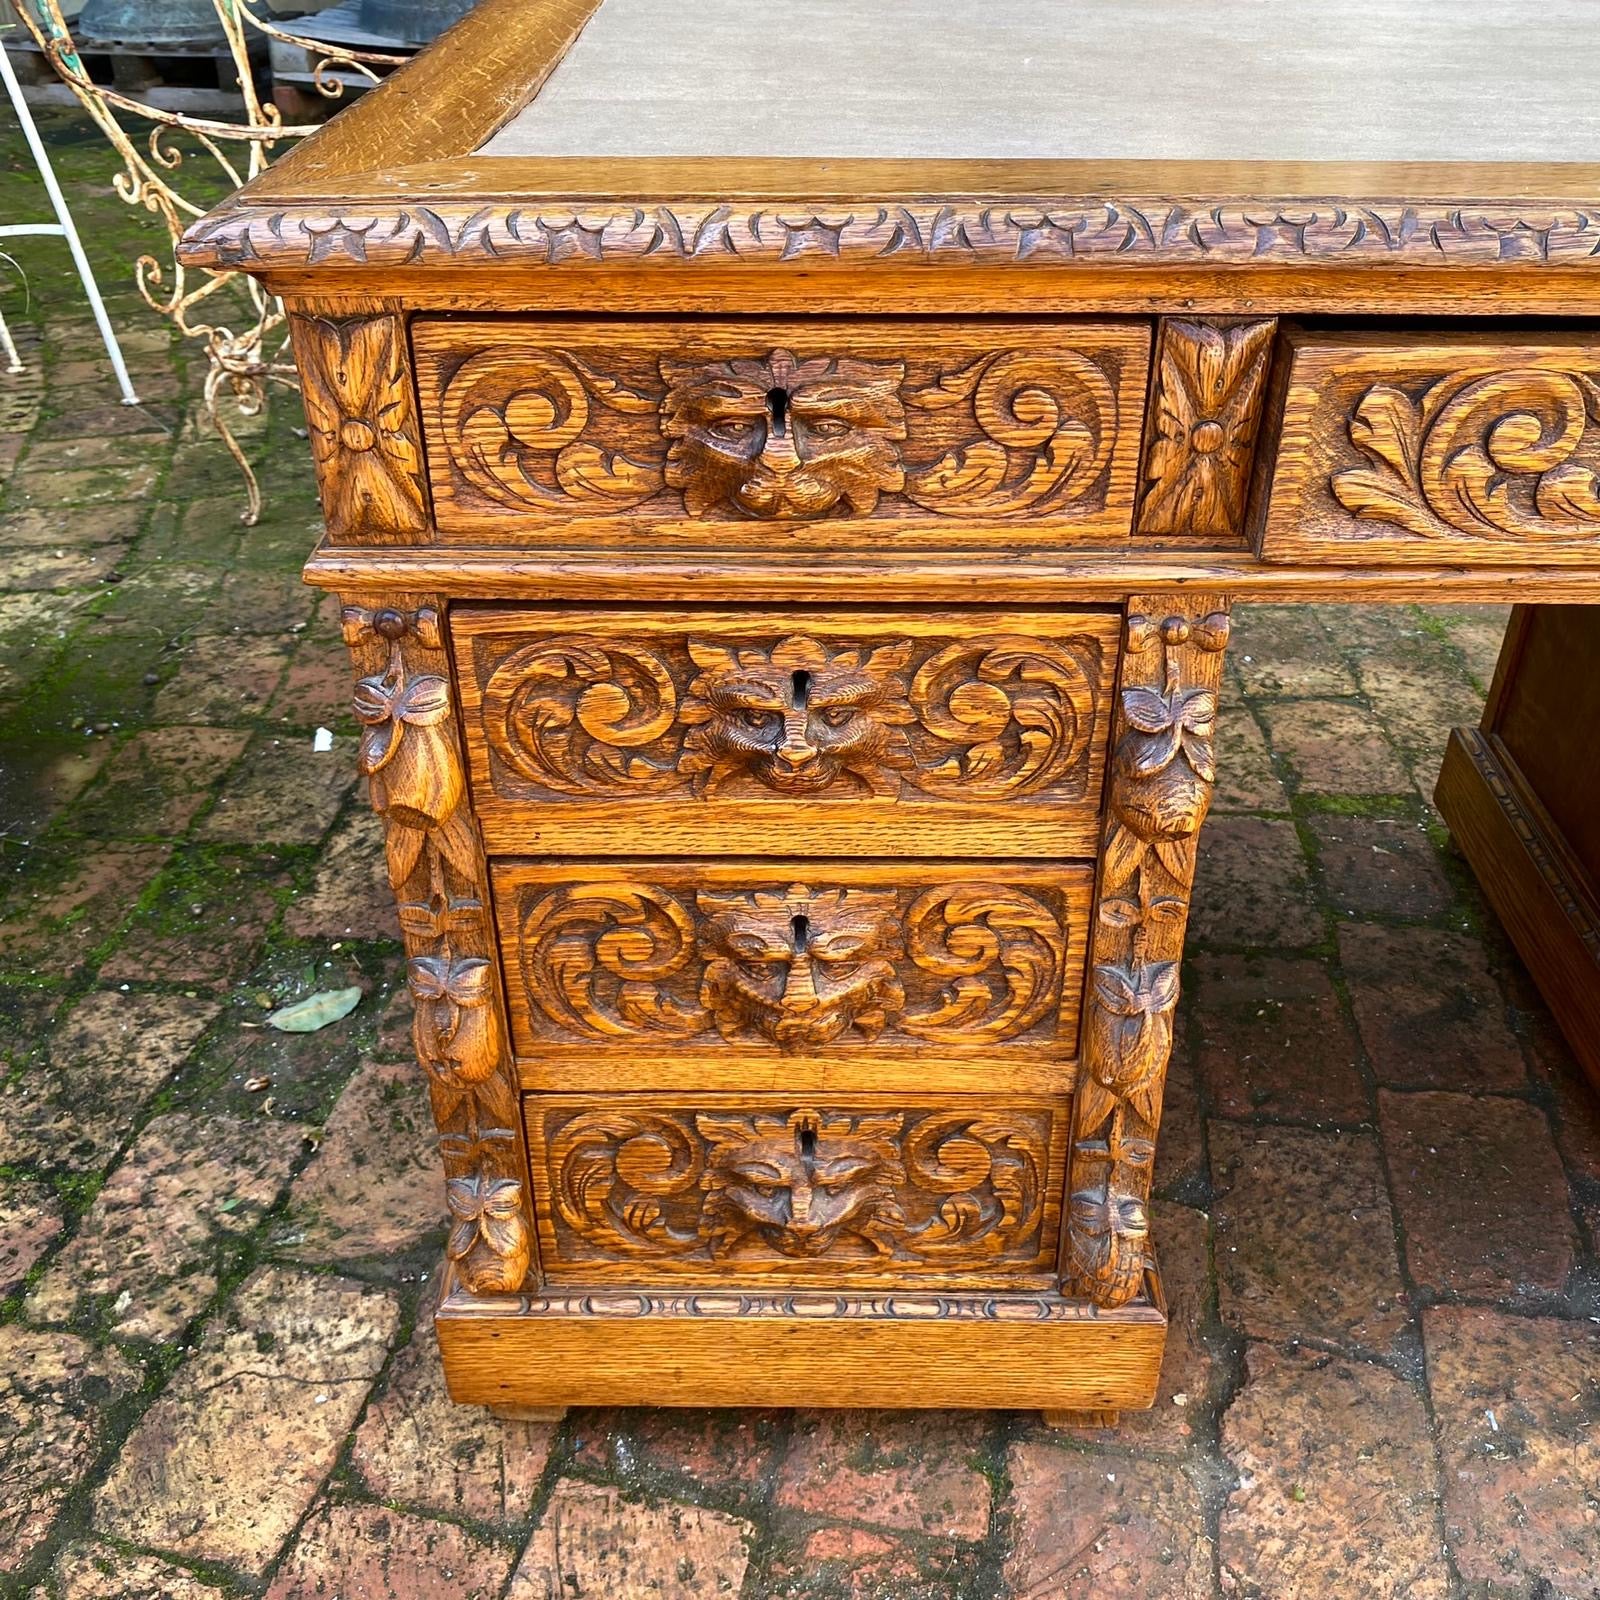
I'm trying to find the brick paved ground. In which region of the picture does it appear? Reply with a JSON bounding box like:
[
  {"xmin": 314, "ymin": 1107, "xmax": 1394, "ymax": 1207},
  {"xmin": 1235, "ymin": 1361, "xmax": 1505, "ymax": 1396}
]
[{"xmin": 3, "ymin": 112, "xmax": 1600, "ymax": 1600}]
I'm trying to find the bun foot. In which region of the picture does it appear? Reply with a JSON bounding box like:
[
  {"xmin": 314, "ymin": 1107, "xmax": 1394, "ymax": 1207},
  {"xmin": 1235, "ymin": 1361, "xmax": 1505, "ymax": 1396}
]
[
  {"xmin": 1042, "ymin": 1408, "xmax": 1120, "ymax": 1429},
  {"xmin": 488, "ymin": 1404, "xmax": 567, "ymax": 1423}
]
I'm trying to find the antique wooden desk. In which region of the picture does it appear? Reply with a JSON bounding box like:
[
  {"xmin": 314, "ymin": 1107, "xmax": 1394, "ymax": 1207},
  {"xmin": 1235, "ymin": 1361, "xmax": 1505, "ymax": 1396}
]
[{"xmin": 182, "ymin": 0, "xmax": 1600, "ymax": 1422}]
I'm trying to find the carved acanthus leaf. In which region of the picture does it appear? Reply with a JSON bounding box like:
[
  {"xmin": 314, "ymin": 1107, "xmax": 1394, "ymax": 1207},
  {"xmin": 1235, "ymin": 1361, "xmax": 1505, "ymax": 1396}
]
[{"xmin": 1332, "ymin": 369, "xmax": 1600, "ymax": 541}]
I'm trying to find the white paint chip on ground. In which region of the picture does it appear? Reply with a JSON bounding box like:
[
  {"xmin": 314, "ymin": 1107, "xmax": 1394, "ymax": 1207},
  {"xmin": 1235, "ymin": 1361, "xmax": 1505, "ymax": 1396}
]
[{"xmin": 312, "ymin": 727, "xmax": 334, "ymax": 752}]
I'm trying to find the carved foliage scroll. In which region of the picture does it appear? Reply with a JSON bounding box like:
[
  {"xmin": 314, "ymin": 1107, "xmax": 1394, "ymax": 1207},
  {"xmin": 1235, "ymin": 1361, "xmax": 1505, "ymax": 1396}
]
[
  {"xmin": 529, "ymin": 1100, "xmax": 1062, "ymax": 1282},
  {"xmin": 293, "ymin": 314, "xmax": 429, "ymax": 541},
  {"xmin": 505, "ymin": 871, "xmax": 1073, "ymax": 1055},
  {"xmin": 1332, "ymin": 369, "xmax": 1600, "ymax": 542},
  {"xmin": 341, "ymin": 599, "xmax": 532, "ymax": 1294},
  {"xmin": 1066, "ymin": 597, "xmax": 1230, "ymax": 1309},
  {"xmin": 1260, "ymin": 340, "xmax": 1600, "ymax": 564},
  {"xmin": 413, "ymin": 321, "xmax": 1146, "ymax": 536},
  {"xmin": 472, "ymin": 626, "xmax": 1107, "ymax": 808},
  {"xmin": 438, "ymin": 346, "xmax": 662, "ymax": 515},
  {"xmin": 1138, "ymin": 318, "xmax": 1275, "ymax": 537}
]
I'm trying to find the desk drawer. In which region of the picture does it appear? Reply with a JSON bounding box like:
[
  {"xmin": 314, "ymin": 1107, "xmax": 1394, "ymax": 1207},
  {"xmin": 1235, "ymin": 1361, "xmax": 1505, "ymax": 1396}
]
[
  {"xmin": 494, "ymin": 857, "xmax": 1093, "ymax": 1094},
  {"xmin": 1257, "ymin": 330, "xmax": 1600, "ymax": 565},
  {"xmin": 412, "ymin": 317, "xmax": 1150, "ymax": 547},
  {"xmin": 451, "ymin": 606, "xmax": 1119, "ymax": 857},
  {"xmin": 524, "ymin": 1091, "xmax": 1070, "ymax": 1289}
]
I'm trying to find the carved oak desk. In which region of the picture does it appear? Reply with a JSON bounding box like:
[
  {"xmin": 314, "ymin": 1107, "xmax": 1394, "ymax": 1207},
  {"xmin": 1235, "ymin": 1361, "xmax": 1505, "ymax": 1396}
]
[{"xmin": 181, "ymin": 0, "xmax": 1600, "ymax": 1422}]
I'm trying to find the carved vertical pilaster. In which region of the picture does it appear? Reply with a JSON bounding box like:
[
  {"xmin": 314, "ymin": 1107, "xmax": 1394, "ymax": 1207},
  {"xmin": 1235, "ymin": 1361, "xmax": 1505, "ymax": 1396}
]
[
  {"xmin": 341, "ymin": 595, "xmax": 535, "ymax": 1294},
  {"xmin": 291, "ymin": 312, "xmax": 430, "ymax": 541},
  {"xmin": 1137, "ymin": 317, "xmax": 1275, "ymax": 537},
  {"xmin": 1065, "ymin": 595, "xmax": 1231, "ymax": 1308}
]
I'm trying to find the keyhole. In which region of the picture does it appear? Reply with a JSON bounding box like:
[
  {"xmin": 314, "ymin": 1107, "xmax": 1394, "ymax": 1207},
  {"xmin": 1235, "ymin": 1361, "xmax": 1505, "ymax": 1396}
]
[
  {"xmin": 798, "ymin": 1123, "xmax": 817, "ymax": 1159},
  {"xmin": 766, "ymin": 386, "xmax": 790, "ymax": 437},
  {"xmin": 791, "ymin": 668, "xmax": 810, "ymax": 707},
  {"xmin": 790, "ymin": 912, "xmax": 810, "ymax": 953}
]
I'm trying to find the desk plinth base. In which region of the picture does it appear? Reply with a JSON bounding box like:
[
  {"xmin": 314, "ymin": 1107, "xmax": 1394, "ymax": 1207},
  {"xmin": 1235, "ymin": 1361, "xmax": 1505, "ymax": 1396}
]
[{"xmin": 436, "ymin": 1270, "xmax": 1168, "ymax": 1414}]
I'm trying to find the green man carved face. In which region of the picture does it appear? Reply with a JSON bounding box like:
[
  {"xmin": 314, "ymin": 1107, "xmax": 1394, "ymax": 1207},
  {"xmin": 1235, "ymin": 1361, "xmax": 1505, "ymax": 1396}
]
[{"xmin": 661, "ymin": 348, "xmax": 908, "ymax": 519}]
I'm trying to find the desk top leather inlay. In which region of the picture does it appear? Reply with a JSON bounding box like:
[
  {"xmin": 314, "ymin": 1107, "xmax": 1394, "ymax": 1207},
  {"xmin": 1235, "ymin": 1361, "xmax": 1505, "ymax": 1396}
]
[{"xmin": 479, "ymin": 0, "xmax": 1600, "ymax": 164}]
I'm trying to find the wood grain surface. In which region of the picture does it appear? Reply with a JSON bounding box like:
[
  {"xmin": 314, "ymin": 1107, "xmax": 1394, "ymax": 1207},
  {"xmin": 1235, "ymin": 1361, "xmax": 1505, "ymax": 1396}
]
[
  {"xmin": 314, "ymin": 549, "xmax": 1600, "ymax": 606},
  {"xmin": 435, "ymin": 1277, "xmax": 1167, "ymax": 1410},
  {"xmin": 1437, "ymin": 726, "xmax": 1600, "ymax": 1094}
]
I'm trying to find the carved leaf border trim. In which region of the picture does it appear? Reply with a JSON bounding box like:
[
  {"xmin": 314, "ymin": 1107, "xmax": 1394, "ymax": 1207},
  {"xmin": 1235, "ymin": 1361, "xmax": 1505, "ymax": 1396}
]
[{"xmin": 184, "ymin": 199, "xmax": 1600, "ymax": 271}]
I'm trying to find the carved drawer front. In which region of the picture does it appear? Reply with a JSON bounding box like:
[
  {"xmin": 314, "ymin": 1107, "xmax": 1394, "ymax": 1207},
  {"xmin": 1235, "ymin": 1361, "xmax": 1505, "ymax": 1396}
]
[
  {"xmin": 450, "ymin": 606, "xmax": 1120, "ymax": 857},
  {"xmin": 494, "ymin": 858, "xmax": 1094, "ymax": 1094},
  {"xmin": 411, "ymin": 317, "xmax": 1150, "ymax": 546},
  {"xmin": 1257, "ymin": 330, "xmax": 1600, "ymax": 566},
  {"xmin": 524, "ymin": 1092, "xmax": 1070, "ymax": 1288}
]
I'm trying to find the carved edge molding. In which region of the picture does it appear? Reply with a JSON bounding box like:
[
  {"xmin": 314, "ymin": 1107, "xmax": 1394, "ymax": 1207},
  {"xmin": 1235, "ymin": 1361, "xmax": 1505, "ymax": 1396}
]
[
  {"xmin": 293, "ymin": 313, "xmax": 430, "ymax": 541},
  {"xmin": 1065, "ymin": 594, "xmax": 1231, "ymax": 1309},
  {"xmin": 445, "ymin": 1286, "xmax": 1116, "ymax": 1322},
  {"xmin": 1139, "ymin": 317, "xmax": 1276, "ymax": 537},
  {"xmin": 184, "ymin": 199, "xmax": 1600, "ymax": 271},
  {"xmin": 341, "ymin": 595, "xmax": 535, "ymax": 1294}
]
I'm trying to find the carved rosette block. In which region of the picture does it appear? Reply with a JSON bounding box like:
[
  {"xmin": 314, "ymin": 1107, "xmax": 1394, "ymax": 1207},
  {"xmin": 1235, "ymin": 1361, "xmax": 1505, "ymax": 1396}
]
[
  {"xmin": 1138, "ymin": 318, "xmax": 1275, "ymax": 537},
  {"xmin": 527, "ymin": 1098, "xmax": 1065, "ymax": 1283},
  {"xmin": 1065, "ymin": 595, "xmax": 1231, "ymax": 1308},
  {"xmin": 291, "ymin": 314, "xmax": 430, "ymax": 540},
  {"xmin": 341, "ymin": 597, "xmax": 533, "ymax": 1294}
]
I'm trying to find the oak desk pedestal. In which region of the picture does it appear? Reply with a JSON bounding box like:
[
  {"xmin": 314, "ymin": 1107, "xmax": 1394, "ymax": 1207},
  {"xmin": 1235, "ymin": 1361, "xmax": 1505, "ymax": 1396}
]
[
  {"xmin": 181, "ymin": 0, "xmax": 1600, "ymax": 1422},
  {"xmin": 1438, "ymin": 608, "xmax": 1600, "ymax": 1094}
]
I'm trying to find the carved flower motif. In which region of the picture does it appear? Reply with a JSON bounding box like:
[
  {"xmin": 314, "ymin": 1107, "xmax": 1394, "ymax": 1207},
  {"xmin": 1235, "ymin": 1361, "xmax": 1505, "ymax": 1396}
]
[
  {"xmin": 1079, "ymin": 959, "xmax": 1180, "ymax": 1134},
  {"xmin": 409, "ymin": 954, "xmax": 501, "ymax": 1087},
  {"xmin": 353, "ymin": 671, "xmax": 463, "ymax": 832},
  {"xmin": 1107, "ymin": 675, "xmax": 1219, "ymax": 875},
  {"xmin": 1140, "ymin": 319, "xmax": 1274, "ymax": 535},
  {"xmin": 446, "ymin": 1175, "xmax": 531, "ymax": 1293}
]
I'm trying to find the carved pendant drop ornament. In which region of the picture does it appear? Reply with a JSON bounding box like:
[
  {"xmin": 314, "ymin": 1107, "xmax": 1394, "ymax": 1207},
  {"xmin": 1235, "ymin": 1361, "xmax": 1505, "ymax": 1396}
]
[
  {"xmin": 1067, "ymin": 599, "xmax": 1230, "ymax": 1308},
  {"xmin": 342, "ymin": 600, "xmax": 534, "ymax": 1296}
]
